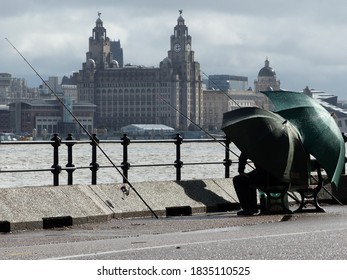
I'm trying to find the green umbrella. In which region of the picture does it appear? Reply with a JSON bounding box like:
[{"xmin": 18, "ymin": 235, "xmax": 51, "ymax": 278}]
[
  {"xmin": 222, "ymin": 107, "xmax": 310, "ymax": 185},
  {"xmin": 262, "ymin": 90, "xmax": 345, "ymax": 188}
]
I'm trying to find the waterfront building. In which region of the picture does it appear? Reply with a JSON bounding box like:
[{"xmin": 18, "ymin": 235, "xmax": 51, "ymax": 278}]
[
  {"xmin": 203, "ymin": 58, "xmax": 279, "ymax": 131},
  {"xmin": 61, "ymin": 84, "xmax": 78, "ymax": 104},
  {"xmin": 77, "ymin": 12, "xmax": 203, "ymax": 132},
  {"xmin": 47, "ymin": 76, "xmax": 60, "ymax": 93},
  {"xmin": 8, "ymin": 99, "xmax": 96, "ymax": 137},
  {"xmin": 0, "ymin": 73, "xmax": 11, "ymax": 104},
  {"xmin": 203, "ymin": 90, "xmax": 229, "ymax": 131},
  {"xmin": 254, "ymin": 58, "xmax": 280, "ymax": 93},
  {"xmin": 208, "ymin": 75, "xmax": 248, "ymax": 92},
  {"xmin": 303, "ymin": 87, "xmax": 347, "ymax": 133},
  {"xmin": 110, "ymin": 39, "xmax": 123, "ymax": 68},
  {"xmin": 120, "ymin": 124, "xmax": 175, "ymax": 139},
  {"xmin": 39, "ymin": 76, "xmax": 61, "ymax": 96},
  {"xmin": 203, "ymin": 89, "xmax": 263, "ymax": 131},
  {"xmin": 0, "ymin": 104, "xmax": 10, "ymax": 132},
  {"xmin": 0, "ymin": 73, "xmax": 28, "ymax": 104}
]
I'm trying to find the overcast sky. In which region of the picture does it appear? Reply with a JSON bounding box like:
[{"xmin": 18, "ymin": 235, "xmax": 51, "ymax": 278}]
[{"xmin": 2, "ymin": 0, "xmax": 347, "ymax": 99}]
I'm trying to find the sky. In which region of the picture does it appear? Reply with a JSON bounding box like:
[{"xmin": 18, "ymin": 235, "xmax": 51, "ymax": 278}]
[{"xmin": 2, "ymin": 0, "xmax": 347, "ymax": 99}]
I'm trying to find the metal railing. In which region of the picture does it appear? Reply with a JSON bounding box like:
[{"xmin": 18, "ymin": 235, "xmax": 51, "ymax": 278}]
[{"xmin": 0, "ymin": 133, "xmax": 233, "ymax": 186}]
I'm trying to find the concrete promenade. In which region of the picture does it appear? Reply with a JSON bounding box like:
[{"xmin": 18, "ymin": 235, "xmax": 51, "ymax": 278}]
[{"xmin": 1, "ymin": 176, "xmax": 347, "ymax": 232}]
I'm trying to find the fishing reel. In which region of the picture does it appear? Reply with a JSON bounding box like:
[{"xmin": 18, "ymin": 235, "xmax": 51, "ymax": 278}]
[{"xmin": 120, "ymin": 185, "xmax": 130, "ymax": 199}]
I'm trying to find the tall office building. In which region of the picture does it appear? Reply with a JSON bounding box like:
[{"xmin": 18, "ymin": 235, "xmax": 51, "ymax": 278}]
[
  {"xmin": 77, "ymin": 12, "xmax": 203, "ymax": 131},
  {"xmin": 208, "ymin": 75, "xmax": 248, "ymax": 92},
  {"xmin": 110, "ymin": 40, "xmax": 123, "ymax": 68}
]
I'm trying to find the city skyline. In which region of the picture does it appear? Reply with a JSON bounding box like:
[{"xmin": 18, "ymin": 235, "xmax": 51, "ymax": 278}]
[{"xmin": 2, "ymin": 0, "xmax": 347, "ymax": 99}]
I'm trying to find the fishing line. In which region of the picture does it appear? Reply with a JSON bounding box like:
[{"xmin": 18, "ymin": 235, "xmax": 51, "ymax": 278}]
[
  {"xmin": 5, "ymin": 38, "xmax": 158, "ymax": 219},
  {"xmin": 156, "ymin": 93, "xmax": 241, "ymax": 160},
  {"xmin": 199, "ymin": 70, "xmax": 256, "ymax": 169},
  {"xmin": 156, "ymin": 77, "xmax": 255, "ymax": 171},
  {"xmin": 201, "ymin": 70, "xmax": 242, "ymax": 109}
]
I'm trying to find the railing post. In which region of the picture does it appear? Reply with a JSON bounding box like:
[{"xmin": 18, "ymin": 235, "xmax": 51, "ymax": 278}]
[
  {"xmin": 223, "ymin": 136, "xmax": 232, "ymax": 178},
  {"xmin": 90, "ymin": 134, "xmax": 99, "ymax": 185},
  {"xmin": 50, "ymin": 133, "xmax": 62, "ymax": 186},
  {"xmin": 121, "ymin": 134, "xmax": 131, "ymax": 183},
  {"xmin": 174, "ymin": 133, "xmax": 183, "ymax": 181},
  {"xmin": 65, "ymin": 133, "xmax": 76, "ymax": 185}
]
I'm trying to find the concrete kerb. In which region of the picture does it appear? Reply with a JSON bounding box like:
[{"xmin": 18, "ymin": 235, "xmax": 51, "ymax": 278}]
[
  {"xmin": 0, "ymin": 184, "xmax": 112, "ymax": 231},
  {"xmin": 0, "ymin": 178, "xmax": 240, "ymax": 232}
]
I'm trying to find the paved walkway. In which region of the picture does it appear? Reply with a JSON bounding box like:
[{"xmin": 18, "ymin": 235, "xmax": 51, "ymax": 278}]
[{"xmin": 3, "ymin": 204, "xmax": 345, "ymax": 249}]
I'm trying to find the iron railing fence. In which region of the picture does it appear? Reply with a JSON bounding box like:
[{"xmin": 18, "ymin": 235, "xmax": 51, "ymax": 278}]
[{"xmin": 0, "ymin": 133, "xmax": 234, "ymax": 186}]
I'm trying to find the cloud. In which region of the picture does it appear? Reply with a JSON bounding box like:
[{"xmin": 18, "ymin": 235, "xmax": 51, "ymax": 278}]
[{"xmin": 2, "ymin": 0, "xmax": 347, "ymax": 99}]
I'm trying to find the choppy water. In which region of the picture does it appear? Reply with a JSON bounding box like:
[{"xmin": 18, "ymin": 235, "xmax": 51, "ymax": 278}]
[{"xmin": 0, "ymin": 141, "xmax": 242, "ymax": 188}]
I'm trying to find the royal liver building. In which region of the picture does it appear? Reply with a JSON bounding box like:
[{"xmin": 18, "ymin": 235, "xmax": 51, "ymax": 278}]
[{"xmin": 77, "ymin": 12, "xmax": 203, "ymax": 131}]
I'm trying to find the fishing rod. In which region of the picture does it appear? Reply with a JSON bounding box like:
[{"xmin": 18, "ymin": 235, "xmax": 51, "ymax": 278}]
[{"xmin": 6, "ymin": 38, "xmax": 159, "ymax": 219}]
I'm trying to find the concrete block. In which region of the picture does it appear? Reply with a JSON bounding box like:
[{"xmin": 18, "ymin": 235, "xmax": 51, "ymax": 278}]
[{"xmin": 0, "ymin": 178, "xmax": 240, "ymax": 231}]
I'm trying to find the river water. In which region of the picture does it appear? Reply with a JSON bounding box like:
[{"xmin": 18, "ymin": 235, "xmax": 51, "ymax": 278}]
[{"xmin": 0, "ymin": 141, "xmax": 242, "ymax": 189}]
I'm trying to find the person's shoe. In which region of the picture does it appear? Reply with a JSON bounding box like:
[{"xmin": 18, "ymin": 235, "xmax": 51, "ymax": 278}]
[{"xmin": 236, "ymin": 209, "xmax": 258, "ymax": 216}]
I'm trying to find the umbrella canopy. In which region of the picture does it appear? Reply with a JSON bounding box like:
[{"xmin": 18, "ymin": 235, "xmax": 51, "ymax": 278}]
[
  {"xmin": 262, "ymin": 90, "xmax": 345, "ymax": 188},
  {"xmin": 222, "ymin": 107, "xmax": 310, "ymax": 185}
]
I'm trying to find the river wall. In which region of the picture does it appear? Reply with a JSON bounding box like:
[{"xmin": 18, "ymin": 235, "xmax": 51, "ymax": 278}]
[
  {"xmin": 1, "ymin": 177, "xmax": 346, "ymax": 233},
  {"xmin": 0, "ymin": 178, "xmax": 240, "ymax": 232}
]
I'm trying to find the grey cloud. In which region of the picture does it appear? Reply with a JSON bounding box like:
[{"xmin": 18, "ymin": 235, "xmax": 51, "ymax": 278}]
[{"xmin": 2, "ymin": 0, "xmax": 347, "ymax": 98}]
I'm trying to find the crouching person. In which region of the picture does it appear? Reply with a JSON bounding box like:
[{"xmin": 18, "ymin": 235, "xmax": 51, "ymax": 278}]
[{"xmin": 233, "ymin": 153, "xmax": 275, "ymax": 216}]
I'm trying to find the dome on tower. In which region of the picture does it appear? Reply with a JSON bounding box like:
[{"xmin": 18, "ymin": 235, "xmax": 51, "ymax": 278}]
[
  {"xmin": 258, "ymin": 58, "xmax": 276, "ymax": 77},
  {"xmin": 161, "ymin": 57, "xmax": 172, "ymax": 67},
  {"xmin": 111, "ymin": 60, "xmax": 119, "ymax": 68},
  {"xmin": 86, "ymin": 58, "xmax": 96, "ymax": 69}
]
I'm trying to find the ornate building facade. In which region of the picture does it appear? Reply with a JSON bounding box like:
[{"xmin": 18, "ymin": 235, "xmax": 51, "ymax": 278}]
[
  {"xmin": 77, "ymin": 12, "xmax": 203, "ymax": 131},
  {"xmin": 254, "ymin": 58, "xmax": 280, "ymax": 93}
]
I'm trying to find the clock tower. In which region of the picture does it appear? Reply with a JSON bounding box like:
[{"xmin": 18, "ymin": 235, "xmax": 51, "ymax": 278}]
[
  {"xmin": 166, "ymin": 10, "xmax": 203, "ymax": 130},
  {"xmin": 86, "ymin": 12, "xmax": 112, "ymax": 70},
  {"xmin": 169, "ymin": 10, "xmax": 193, "ymax": 74}
]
